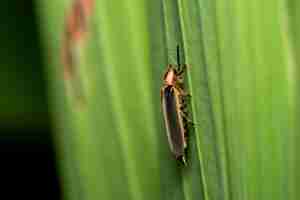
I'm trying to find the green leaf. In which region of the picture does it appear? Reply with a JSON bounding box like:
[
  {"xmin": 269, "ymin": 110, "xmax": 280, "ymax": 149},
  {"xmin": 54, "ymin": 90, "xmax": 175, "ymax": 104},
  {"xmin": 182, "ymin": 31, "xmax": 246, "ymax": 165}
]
[{"xmin": 36, "ymin": 0, "xmax": 300, "ymax": 200}]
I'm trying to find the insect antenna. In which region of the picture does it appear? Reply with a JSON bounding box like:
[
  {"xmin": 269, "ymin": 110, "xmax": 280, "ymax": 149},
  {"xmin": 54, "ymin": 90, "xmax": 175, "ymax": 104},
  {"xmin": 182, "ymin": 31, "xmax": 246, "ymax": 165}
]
[{"xmin": 176, "ymin": 45, "xmax": 181, "ymax": 67}]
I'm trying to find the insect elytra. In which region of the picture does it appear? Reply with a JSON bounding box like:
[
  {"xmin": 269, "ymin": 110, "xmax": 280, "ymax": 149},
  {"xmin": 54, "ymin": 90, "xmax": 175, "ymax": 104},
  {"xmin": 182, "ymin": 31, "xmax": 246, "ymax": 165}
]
[{"xmin": 161, "ymin": 46, "xmax": 191, "ymax": 166}]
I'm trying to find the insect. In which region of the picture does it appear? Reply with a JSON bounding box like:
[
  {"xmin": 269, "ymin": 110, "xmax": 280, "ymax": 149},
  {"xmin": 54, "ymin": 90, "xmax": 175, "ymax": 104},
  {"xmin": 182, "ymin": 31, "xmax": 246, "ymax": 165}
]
[{"xmin": 161, "ymin": 46, "xmax": 191, "ymax": 165}]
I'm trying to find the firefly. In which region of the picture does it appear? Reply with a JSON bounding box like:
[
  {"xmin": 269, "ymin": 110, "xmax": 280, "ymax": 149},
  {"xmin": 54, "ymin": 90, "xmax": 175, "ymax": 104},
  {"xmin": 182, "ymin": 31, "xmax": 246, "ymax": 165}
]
[{"xmin": 161, "ymin": 46, "xmax": 191, "ymax": 165}]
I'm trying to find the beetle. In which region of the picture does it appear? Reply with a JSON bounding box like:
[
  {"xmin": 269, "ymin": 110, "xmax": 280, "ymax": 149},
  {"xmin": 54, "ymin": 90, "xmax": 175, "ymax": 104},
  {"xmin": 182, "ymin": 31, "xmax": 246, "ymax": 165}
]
[{"xmin": 160, "ymin": 46, "xmax": 191, "ymax": 165}]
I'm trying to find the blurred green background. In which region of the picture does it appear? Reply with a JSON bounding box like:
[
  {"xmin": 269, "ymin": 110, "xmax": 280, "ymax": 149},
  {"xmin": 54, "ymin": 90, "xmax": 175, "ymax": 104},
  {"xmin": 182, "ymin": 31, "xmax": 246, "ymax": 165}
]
[{"xmin": 0, "ymin": 1, "xmax": 60, "ymax": 199}]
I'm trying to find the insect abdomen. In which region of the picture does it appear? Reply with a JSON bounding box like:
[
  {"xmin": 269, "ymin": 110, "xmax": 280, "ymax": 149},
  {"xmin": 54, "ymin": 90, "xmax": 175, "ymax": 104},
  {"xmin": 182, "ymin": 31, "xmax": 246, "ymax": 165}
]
[{"xmin": 162, "ymin": 86, "xmax": 186, "ymax": 158}]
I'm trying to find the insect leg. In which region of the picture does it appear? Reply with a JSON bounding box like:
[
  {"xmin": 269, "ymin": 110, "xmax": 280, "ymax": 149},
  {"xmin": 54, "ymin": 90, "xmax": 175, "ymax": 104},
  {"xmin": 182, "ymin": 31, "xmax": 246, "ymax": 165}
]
[
  {"xmin": 181, "ymin": 156, "xmax": 187, "ymax": 166},
  {"xmin": 176, "ymin": 155, "xmax": 187, "ymax": 166},
  {"xmin": 176, "ymin": 45, "xmax": 181, "ymax": 67},
  {"xmin": 177, "ymin": 64, "xmax": 188, "ymax": 76},
  {"xmin": 177, "ymin": 87, "xmax": 190, "ymax": 98},
  {"xmin": 180, "ymin": 110, "xmax": 193, "ymax": 124},
  {"xmin": 181, "ymin": 94, "xmax": 191, "ymax": 102}
]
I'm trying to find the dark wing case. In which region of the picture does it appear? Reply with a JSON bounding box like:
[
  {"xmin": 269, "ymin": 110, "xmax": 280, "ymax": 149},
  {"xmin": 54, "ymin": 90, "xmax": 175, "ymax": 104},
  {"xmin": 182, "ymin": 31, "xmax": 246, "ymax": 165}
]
[{"xmin": 161, "ymin": 86, "xmax": 185, "ymax": 158}]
